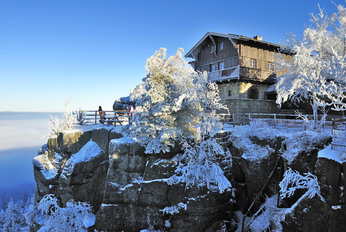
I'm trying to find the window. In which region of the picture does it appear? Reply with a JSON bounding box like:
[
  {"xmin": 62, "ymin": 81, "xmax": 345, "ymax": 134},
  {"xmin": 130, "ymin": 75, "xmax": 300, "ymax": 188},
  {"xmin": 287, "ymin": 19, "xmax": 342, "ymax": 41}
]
[
  {"xmin": 228, "ymin": 90, "xmax": 232, "ymax": 97},
  {"xmin": 220, "ymin": 41, "xmax": 224, "ymax": 50},
  {"xmin": 210, "ymin": 64, "xmax": 216, "ymax": 72},
  {"xmin": 250, "ymin": 59, "xmax": 256, "ymax": 68},
  {"xmin": 218, "ymin": 62, "xmax": 224, "ymax": 70},
  {"xmin": 210, "ymin": 45, "xmax": 215, "ymax": 53},
  {"xmin": 248, "ymin": 87, "xmax": 259, "ymax": 99},
  {"xmin": 268, "ymin": 62, "xmax": 275, "ymax": 71}
]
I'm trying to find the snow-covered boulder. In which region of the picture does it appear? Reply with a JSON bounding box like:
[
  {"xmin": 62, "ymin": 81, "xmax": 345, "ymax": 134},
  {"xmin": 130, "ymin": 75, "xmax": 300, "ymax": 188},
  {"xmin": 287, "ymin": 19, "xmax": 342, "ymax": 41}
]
[
  {"xmin": 34, "ymin": 129, "xmax": 232, "ymax": 231},
  {"xmin": 33, "ymin": 151, "xmax": 63, "ymax": 197},
  {"xmin": 33, "ymin": 124, "xmax": 342, "ymax": 231},
  {"xmin": 225, "ymin": 125, "xmax": 285, "ymax": 205},
  {"xmin": 282, "ymin": 195, "xmax": 346, "ymax": 232},
  {"xmin": 283, "ymin": 131, "xmax": 332, "ymax": 173},
  {"xmin": 57, "ymin": 140, "xmax": 108, "ymax": 209},
  {"xmin": 315, "ymin": 157, "xmax": 343, "ymax": 206},
  {"xmin": 33, "ymin": 127, "xmax": 122, "ymax": 206},
  {"xmin": 47, "ymin": 130, "xmax": 91, "ymax": 154},
  {"xmin": 96, "ymin": 136, "xmax": 232, "ymax": 231}
]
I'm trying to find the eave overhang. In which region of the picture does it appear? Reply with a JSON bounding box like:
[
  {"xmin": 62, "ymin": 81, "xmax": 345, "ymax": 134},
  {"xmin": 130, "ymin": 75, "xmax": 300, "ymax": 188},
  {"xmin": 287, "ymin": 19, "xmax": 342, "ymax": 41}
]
[{"xmin": 185, "ymin": 32, "xmax": 291, "ymax": 59}]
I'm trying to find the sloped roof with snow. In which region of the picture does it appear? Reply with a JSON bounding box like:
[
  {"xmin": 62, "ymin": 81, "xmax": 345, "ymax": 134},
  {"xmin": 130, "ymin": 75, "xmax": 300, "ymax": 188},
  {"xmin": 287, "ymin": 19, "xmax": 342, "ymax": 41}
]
[{"xmin": 185, "ymin": 32, "xmax": 289, "ymax": 59}]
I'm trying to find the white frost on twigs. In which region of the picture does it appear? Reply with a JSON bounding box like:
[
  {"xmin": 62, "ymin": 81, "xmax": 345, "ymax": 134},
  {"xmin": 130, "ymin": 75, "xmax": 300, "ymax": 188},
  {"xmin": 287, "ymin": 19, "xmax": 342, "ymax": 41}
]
[
  {"xmin": 276, "ymin": 5, "xmax": 346, "ymax": 125},
  {"xmin": 279, "ymin": 168, "xmax": 321, "ymax": 200}
]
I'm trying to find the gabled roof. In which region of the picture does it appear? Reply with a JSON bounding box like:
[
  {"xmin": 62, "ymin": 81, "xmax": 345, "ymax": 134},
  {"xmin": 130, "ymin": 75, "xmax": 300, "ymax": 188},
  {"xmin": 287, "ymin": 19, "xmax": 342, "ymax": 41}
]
[{"xmin": 185, "ymin": 32, "xmax": 287, "ymax": 59}]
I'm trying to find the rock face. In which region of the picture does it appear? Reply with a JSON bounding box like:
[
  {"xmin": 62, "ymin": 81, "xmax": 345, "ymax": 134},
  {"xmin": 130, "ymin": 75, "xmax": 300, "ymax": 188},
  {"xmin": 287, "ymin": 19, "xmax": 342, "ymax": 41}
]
[
  {"xmin": 33, "ymin": 128, "xmax": 232, "ymax": 231},
  {"xmin": 33, "ymin": 127, "xmax": 344, "ymax": 231},
  {"xmin": 282, "ymin": 196, "xmax": 346, "ymax": 232}
]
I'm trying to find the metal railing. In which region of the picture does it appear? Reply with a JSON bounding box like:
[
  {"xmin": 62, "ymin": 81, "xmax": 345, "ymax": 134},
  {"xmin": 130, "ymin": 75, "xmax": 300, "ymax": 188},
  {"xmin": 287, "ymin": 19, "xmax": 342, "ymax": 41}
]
[
  {"xmin": 77, "ymin": 110, "xmax": 345, "ymax": 150},
  {"xmin": 208, "ymin": 66, "xmax": 239, "ymax": 82},
  {"xmin": 78, "ymin": 110, "xmax": 132, "ymax": 126},
  {"xmin": 218, "ymin": 113, "xmax": 345, "ymax": 151},
  {"xmin": 331, "ymin": 117, "xmax": 346, "ymax": 150}
]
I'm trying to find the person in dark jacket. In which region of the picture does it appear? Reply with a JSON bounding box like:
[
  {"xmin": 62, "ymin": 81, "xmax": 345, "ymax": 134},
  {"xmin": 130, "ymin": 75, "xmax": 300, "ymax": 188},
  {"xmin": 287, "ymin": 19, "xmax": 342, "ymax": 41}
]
[{"xmin": 98, "ymin": 106, "xmax": 105, "ymax": 123}]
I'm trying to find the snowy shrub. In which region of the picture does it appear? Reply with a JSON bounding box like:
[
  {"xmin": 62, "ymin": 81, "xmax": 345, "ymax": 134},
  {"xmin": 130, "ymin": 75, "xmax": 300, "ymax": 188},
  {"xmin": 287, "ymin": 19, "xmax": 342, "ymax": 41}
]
[
  {"xmin": 74, "ymin": 110, "xmax": 86, "ymax": 125},
  {"xmin": 279, "ymin": 168, "xmax": 321, "ymax": 199},
  {"xmin": 294, "ymin": 109, "xmax": 329, "ymax": 132},
  {"xmin": 32, "ymin": 194, "xmax": 95, "ymax": 232},
  {"xmin": 235, "ymin": 195, "xmax": 284, "ymax": 232},
  {"xmin": 49, "ymin": 101, "xmax": 78, "ymax": 135},
  {"xmin": 49, "ymin": 112, "xmax": 77, "ymax": 135},
  {"xmin": 168, "ymin": 139, "xmax": 232, "ymax": 193},
  {"xmin": 276, "ymin": 5, "xmax": 346, "ymax": 125}
]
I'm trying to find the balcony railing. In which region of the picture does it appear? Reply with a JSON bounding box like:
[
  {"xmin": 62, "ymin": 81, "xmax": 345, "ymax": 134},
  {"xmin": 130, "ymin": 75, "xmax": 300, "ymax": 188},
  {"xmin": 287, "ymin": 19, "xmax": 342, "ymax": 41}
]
[{"xmin": 208, "ymin": 66, "xmax": 240, "ymax": 82}]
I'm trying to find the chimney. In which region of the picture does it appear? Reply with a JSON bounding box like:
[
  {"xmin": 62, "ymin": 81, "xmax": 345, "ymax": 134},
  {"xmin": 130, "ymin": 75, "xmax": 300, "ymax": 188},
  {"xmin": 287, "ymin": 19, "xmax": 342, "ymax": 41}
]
[{"xmin": 254, "ymin": 35, "xmax": 262, "ymax": 41}]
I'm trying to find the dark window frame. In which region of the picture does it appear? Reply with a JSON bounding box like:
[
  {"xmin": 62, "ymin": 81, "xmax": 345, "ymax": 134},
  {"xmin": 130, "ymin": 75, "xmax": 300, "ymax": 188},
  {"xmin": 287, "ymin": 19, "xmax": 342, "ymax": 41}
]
[{"xmin": 248, "ymin": 87, "xmax": 259, "ymax": 99}]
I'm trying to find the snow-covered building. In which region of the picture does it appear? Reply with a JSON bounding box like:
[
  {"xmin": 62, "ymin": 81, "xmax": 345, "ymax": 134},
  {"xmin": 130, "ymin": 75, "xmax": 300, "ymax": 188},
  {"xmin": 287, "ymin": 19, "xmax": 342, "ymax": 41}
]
[{"xmin": 186, "ymin": 32, "xmax": 292, "ymax": 114}]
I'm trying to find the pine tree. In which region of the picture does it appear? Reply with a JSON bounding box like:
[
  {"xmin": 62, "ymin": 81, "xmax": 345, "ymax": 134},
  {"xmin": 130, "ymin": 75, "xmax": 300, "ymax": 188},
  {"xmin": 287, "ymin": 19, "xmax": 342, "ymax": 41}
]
[{"xmin": 128, "ymin": 48, "xmax": 226, "ymax": 154}]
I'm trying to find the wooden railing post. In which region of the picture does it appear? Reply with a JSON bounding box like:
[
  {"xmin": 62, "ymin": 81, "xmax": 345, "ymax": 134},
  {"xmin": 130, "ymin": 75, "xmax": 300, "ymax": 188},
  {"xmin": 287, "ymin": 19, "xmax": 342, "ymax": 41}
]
[
  {"xmin": 114, "ymin": 110, "xmax": 117, "ymax": 127},
  {"xmin": 274, "ymin": 114, "xmax": 277, "ymax": 128},
  {"xmin": 233, "ymin": 113, "xmax": 235, "ymax": 127}
]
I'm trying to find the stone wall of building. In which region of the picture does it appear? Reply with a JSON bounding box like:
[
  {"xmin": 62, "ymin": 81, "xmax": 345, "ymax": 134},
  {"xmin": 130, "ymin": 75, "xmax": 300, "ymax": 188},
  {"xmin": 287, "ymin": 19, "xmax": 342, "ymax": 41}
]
[{"xmin": 218, "ymin": 82, "xmax": 278, "ymax": 114}]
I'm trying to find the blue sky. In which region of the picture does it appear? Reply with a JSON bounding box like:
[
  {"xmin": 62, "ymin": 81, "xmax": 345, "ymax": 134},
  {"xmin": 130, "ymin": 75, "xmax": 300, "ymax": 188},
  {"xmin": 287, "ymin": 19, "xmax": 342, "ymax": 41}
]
[{"xmin": 0, "ymin": 0, "xmax": 343, "ymax": 112}]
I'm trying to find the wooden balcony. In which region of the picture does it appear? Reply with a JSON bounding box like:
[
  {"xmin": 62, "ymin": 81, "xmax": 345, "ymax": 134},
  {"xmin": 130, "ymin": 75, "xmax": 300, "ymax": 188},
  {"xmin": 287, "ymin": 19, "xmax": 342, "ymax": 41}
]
[{"xmin": 208, "ymin": 66, "xmax": 240, "ymax": 82}]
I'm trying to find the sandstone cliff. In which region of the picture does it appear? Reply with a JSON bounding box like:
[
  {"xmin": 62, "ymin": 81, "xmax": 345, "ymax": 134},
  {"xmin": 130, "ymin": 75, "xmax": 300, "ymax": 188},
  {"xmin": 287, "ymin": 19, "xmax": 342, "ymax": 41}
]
[{"xmin": 32, "ymin": 126, "xmax": 345, "ymax": 231}]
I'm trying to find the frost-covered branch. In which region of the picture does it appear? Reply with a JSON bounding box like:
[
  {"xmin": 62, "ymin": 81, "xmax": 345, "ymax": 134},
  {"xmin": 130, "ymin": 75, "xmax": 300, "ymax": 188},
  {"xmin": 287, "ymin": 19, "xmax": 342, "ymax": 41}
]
[
  {"xmin": 168, "ymin": 139, "xmax": 232, "ymax": 193},
  {"xmin": 279, "ymin": 168, "xmax": 321, "ymax": 199}
]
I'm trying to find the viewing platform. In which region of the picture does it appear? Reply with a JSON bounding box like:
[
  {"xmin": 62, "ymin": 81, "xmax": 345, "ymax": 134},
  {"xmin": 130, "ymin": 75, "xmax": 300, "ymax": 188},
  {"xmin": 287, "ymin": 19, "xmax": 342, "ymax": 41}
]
[{"xmin": 77, "ymin": 110, "xmax": 132, "ymax": 126}]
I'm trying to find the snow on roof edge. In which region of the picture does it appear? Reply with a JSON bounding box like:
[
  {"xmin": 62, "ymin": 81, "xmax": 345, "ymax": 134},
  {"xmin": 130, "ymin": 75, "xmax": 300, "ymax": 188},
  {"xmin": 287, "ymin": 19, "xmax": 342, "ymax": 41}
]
[{"xmin": 185, "ymin": 32, "xmax": 284, "ymax": 58}]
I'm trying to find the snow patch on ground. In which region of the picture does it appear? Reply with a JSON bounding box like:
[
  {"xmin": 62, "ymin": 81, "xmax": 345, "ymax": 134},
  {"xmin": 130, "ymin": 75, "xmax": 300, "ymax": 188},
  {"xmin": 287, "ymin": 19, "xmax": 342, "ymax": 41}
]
[
  {"xmin": 283, "ymin": 131, "xmax": 331, "ymax": 164},
  {"xmin": 109, "ymin": 136, "xmax": 137, "ymax": 147},
  {"xmin": 318, "ymin": 145, "xmax": 345, "ymax": 163},
  {"xmin": 68, "ymin": 140, "xmax": 103, "ymax": 164},
  {"xmin": 54, "ymin": 124, "xmax": 117, "ymax": 135},
  {"xmin": 61, "ymin": 140, "xmax": 103, "ymax": 177},
  {"xmin": 227, "ymin": 122, "xmax": 280, "ymax": 161}
]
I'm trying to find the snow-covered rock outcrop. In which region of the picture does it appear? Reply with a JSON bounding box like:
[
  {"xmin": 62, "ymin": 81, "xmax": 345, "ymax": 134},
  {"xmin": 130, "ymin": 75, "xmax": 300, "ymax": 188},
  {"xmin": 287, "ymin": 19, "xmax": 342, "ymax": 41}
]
[
  {"xmin": 32, "ymin": 126, "xmax": 345, "ymax": 231},
  {"xmin": 33, "ymin": 127, "xmax": 232, "ymax": 231}
]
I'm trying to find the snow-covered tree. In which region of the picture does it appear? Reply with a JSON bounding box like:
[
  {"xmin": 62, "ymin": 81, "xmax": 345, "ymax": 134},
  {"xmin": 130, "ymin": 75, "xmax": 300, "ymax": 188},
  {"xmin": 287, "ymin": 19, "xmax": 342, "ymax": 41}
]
[
  {"xmin": 128, "ymin": 48, "xmax": 232, "ymax": 192},
  {"xmin": 30, "ymin": 194, "xmax": 95, "ymax": 232},
  {"xmin": 276, "ymin": 4, "xmax": 346, "ymax": 125},
  {"xmin": 128, "ymin": 48, "xmax": 227, "ymax": 154},
  {"xmin": 0, "ymin": 199, "xmax": 29, "ymax": 231}
]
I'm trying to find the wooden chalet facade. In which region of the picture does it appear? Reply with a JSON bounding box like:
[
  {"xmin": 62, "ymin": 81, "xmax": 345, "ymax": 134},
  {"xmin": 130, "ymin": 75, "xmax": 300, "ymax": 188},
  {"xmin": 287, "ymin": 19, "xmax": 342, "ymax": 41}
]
[{"xmin": 186, "ymin": 32, "xmax": 292, "ymax": 114}]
